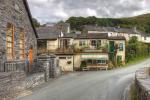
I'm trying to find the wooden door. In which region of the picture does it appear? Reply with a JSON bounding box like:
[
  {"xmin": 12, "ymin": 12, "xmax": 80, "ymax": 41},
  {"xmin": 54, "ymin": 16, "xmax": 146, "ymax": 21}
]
[{"xmin": 28, "ymin": 48, "xmax": 33, "ymax": 72}]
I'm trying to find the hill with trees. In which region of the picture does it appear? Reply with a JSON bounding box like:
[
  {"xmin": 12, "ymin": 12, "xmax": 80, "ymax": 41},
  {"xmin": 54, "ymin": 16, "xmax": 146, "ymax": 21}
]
[{"xmin": 66, "ymin": 13, "xmax": 150, "ymax": 33}]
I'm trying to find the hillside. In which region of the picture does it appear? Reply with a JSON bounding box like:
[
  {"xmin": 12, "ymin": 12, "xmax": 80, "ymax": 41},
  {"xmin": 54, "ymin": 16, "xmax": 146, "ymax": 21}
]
[{"xmin": 66, "ymin": 13, "xmax": 150, "ymax": 33}]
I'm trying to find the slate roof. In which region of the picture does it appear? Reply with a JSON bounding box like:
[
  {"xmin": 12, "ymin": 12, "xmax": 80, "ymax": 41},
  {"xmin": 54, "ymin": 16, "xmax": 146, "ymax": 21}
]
[
  {"xmin": 83, "ymin": 25, "xmax": 138, "ymax": 34},
  {"xmin": 116, "ymin": 28, "xmax": 137, "ymax": 34},
  {"xmin": 103, "ymin": 27, "xmax": 116, "ymax": 32},
  {"xmin": 37, "ymin": 27, "xmax": 60, "ymax": 39},
  {"xmin": 83, "ymin": 25, "xmax": 105, "ymax": 32},
  {"xmin": 83, "ymin": 25, "xmax": 115, "ymax": 32},
  {"xmin": 108, "ymin": 36, "xmax": 126, "ymax": 40},
  {"xmin": 74, "ymin": 33, "xmax": 108, "ymax": 39},
  {"xmin": 63, "ymin": 33, "xmax": 74, "ymax": 38}
]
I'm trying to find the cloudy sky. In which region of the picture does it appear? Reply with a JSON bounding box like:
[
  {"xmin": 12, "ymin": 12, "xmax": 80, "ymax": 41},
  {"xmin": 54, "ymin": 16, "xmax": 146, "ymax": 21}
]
[{"xmin": 27, "ymin": 0, "xmax": 150, "ymax": 24}]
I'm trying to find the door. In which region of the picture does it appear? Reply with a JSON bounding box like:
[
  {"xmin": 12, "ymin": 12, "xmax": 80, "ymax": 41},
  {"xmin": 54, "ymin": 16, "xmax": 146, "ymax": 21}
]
[
  {"xmin": 109, "ymin": 41, "xmax": 115, "ymax": 53},
  {"xmin": 28, "ymin": 48, "xmax": 33, "ymax": 72},
  {"xmin": 109, "ymin": 41, "xmax": 115, "ymax": 62}
]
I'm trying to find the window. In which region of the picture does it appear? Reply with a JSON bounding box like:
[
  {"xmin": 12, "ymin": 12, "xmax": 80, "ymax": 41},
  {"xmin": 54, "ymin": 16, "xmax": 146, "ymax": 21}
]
[
  {"xmin": 67, "ymin": 57, "xmax": 72, "ymax": 59},
  {"xmin": 19, "ymin": 29, "xmax": 25, "ymax": 60},
  {"xmin": 59, "ymin": 57, "xmax": 66, "ymax": 59},
  {"xmin": 97, "ymin": 40, "xmax": 101, "ymax": 47},
  {"xmin": 119, "ymin": 43, "xmax": 123, "ymax": 51},
  {"xmin": 6, "ymin": 24, "xmax": 14, "ymax": 60},
  {"xmin": 97, "ymin": 60, "xmax": 106, "ymax": 64},
  {"xmin": 87, "ymin": 60, "xmax": 92, "ymax": 64},
  {"xmin": 2, "ymin": 32, "xmax": 6, "ymax": 47},
  {"xmin": 79, "ymin": 40, "xmax": 86, "ymax": 46},
  {"xmin": 97, "ymin": 60, "xmax": 102, "ymax": 64},
  {"xmin": 91, "ymin": 40, "xmax": 97, "ymax": 46}
]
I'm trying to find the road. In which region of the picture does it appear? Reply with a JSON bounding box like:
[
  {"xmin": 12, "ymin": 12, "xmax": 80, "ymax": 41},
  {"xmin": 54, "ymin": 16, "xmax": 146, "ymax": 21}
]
[{"xmin": 16, "ymin": 59, "xmax": 150, "ymax": 100}]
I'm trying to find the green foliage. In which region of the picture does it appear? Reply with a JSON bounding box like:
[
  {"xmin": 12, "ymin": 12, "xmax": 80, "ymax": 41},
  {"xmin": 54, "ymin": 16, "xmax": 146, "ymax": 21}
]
[
  {"xmin": 126, "ymin": 36, "xmax": 150, "ymax": 63},
  {"xmin": 80, "ymin": 61, "xmax": 87, "ymax": 70},
  {"xmin": 32, "ymin": 18, "xmax": 41, "ymax": 27},
  {"xmin": 131, "ymin": 84, "xmax": 137, "ymax": 100},
  {"xmin": 117, "ymin": 56, "xmax": 123, "ymax": 66},
  {"xmin": 108, "ymin": 61, "xmax": 114, "ymax": 70},
  {"xmin": 66, "ymin": 13, "xmax": 150, "ymax": 33},
  {"xmin": 101, "ymin": 44, "xmax": 108, "ymax": 52}
]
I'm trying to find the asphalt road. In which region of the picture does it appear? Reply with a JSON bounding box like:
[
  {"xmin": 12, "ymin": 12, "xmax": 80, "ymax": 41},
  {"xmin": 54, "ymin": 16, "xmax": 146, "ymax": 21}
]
[{"xmin": 16, "ymin": 59, "xmax": 150, "ymax": 100}]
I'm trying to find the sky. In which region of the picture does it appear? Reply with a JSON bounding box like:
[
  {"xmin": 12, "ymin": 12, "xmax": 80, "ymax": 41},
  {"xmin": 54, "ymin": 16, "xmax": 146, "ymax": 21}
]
[{"xmin": 27, "ymin": 0, "xmax": 150, "ymax": 24}]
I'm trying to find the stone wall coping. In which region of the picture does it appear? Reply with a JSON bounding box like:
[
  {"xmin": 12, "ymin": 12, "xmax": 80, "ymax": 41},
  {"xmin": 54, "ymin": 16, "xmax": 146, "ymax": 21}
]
[{"xmin": 135, "ymin": 67, "xmax": 150, "ymax": 95}]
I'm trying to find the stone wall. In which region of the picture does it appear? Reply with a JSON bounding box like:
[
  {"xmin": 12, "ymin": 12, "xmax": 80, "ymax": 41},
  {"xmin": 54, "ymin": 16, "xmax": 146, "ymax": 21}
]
[
  {"xmin": 0, "ymin": 0, "xmax": 37, "ymax": 72},
  {"xmin": 0, "ymin": 71, "xmax": 46, "ymax": 100},
  {"xmin": 0, "ymin": 71, "xmax": 26, "ymax": 99},
  {"xmin": 135, "ymin": 68, "xmax": 150, "ymax": 100},
  {"xmin": 25, "ymin": 73, "xmax": 45, "ymax": 89}
]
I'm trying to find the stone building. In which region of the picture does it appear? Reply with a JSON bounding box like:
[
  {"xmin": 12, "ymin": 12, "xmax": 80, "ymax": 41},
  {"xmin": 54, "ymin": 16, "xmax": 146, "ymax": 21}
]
[{"xmin": 0, "ymin": 0, "xmax": 38, "ymax": 72}]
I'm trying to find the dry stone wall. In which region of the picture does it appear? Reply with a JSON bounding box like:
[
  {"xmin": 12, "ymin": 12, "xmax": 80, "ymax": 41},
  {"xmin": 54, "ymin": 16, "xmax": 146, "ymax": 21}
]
[
  {"xmin": 0, "ymin": 71, "xmax": 26, "ymax": 99},
  {"xmin": 135, "ymin": 68, "xmax": 150, "ymax": 100},
  {"xmin": 0, "ymin": 71, "xmax": 46, "ymax": 100}
]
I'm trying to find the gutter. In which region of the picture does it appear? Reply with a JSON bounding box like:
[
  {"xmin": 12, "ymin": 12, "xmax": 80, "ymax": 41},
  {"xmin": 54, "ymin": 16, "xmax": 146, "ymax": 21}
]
[{"xmin": 23, "ymin": 0, "xmax": 38, "ymax": 38}]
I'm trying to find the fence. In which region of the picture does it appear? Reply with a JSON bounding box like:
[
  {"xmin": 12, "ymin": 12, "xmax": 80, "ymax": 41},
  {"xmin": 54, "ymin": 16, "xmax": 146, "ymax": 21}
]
[{"xmin": 4, "ymin": 61, "xmax": 25, "ymax": 72}]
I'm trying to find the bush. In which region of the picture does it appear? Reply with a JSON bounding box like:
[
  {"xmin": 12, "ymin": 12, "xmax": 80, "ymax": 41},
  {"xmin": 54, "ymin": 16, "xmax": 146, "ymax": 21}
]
[
  {"xmin": 108, "ymin": 61, "xmax": 114, "ymax": 70},
  {"xmin": 80, "ymin": 61, "xmax": 87, "ymax": 70}
]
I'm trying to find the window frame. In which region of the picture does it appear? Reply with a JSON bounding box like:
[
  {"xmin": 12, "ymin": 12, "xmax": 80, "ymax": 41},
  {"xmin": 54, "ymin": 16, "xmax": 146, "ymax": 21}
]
[
  {"xmin": 59, "ymin": 57, "xmax": 66, "ymax": 59},
  {"xmin": 119, "ymin": 43, "xmax": 124, "ymax": 51},
  {"xmin": 6, "ymin": 24, "xmax": 14, "ymax": 60},
  {"xmin": 19, "ymin": 28, "xmax": 25, "ymax": 60},
  {"xmin": 79, "ymin": 40, "xmax": 86, "ymax": 46}
]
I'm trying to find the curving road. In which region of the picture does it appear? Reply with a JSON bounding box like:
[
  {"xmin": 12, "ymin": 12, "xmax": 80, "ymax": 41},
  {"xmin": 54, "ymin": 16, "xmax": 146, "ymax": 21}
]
[{"xmin": 16, "ymin": 59, "xmax": 150, "ymax": 100}]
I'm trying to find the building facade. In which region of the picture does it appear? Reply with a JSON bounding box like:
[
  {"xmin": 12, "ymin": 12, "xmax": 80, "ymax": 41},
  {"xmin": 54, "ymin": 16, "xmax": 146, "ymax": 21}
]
[
  {"xmin": 83, "ymin": 25, "xmax": 150, "ymax": 43},
  {"xmin": 0, "ymin": 0, "xmax": 37, "ymax": 72},
  {"xmin": 37, "ymin": 28, "xmax": 126, "ymax": 71}
]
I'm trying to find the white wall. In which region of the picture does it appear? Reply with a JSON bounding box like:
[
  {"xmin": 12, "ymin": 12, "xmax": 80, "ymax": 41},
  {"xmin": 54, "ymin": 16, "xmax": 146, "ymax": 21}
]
[
  {"xmin": 74, "ymin": 54, "xmax": 81, "ymax": 68},
  {"xmin": 58, "ymin": 55, "xmax": 74, "ymax": 72},
  {"xmin": 141, "ymin": 36, "xmax": 150, "ymax": 43},
  {"xmin": 47, "ymin": 40, "xmax": 58, "ymax": 50}
]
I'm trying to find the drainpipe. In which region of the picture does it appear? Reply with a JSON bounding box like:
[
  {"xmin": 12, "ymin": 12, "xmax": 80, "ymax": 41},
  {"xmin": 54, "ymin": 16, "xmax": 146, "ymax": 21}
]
[{"xmin": 73, "ymin": 54, "xmax": 75, "ymax": 71}]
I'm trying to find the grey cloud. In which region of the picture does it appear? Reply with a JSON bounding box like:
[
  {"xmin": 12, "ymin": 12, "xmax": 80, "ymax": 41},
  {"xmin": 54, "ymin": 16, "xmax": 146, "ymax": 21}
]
[{"xmin": 27, "ymin": 0, "xmax": 150, "ymax": 23}]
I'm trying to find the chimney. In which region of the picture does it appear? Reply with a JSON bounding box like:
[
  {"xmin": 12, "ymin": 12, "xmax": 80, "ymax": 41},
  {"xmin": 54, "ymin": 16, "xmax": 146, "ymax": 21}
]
[
  {"xmin": 133, "ymin": 26, "xmax": 137, "ymax": 32},
  {"xmin": 117, "ymin": 26, "xmax": 120, "ymax": 29}
]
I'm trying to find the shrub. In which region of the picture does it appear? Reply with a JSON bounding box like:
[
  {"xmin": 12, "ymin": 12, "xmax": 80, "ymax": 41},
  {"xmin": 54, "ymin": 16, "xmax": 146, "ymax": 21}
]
[
  {"xmin": 80, "ymin": 61, "xmax": 87, "ymax": 70},
  {"xmin": 108, "ymin": 61, "xmax": 114, "ymax": 70}
]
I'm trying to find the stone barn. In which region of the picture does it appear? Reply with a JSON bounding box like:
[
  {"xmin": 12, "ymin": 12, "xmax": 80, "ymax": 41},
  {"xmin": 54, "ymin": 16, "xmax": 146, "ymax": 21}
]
[{"xmin": 0, "ymin": 0, "xmax": 38, "ymax": 72}]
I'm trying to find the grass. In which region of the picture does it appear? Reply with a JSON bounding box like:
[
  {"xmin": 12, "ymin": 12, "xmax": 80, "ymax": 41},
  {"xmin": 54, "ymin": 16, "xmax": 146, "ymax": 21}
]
[
  {"xmin": 125, "ymin": 55, "xmax": 150, "ymax": 67},
  {"xmin": 130, "ymin": 83, "xmax": 137, "ymax": 100}
]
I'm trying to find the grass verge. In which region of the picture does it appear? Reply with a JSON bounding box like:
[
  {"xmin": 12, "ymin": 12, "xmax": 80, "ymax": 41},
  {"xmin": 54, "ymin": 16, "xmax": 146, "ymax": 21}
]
[
  {"xmin": 130, "ymin": 83, "xmax": 137, "ymax": 100},
  {"xmin": 125, "ymin": 55, "xmax": 150, "ymax": 67}
]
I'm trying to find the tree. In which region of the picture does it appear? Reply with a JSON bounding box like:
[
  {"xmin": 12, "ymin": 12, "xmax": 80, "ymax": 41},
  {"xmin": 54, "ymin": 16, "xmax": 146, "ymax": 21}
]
[
  {"xmin": 65, "ymin": 14, "xmax": 150, "ymax": 34},
  {"xmin": 32, "ymin": 18, "xmax": 41, "ymax": 27},
  {"xmin": 126, "ymin": 36, "xmax": 150, "ymax": 63}
]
